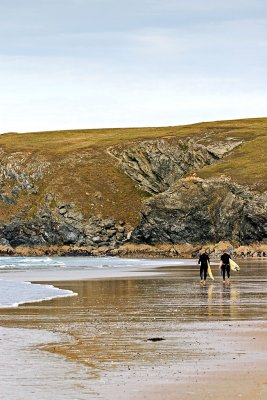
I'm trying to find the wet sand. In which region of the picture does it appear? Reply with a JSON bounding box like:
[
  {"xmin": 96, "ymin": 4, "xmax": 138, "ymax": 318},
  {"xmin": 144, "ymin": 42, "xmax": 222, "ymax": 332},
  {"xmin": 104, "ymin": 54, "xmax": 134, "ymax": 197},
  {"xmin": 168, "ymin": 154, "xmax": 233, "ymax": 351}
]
[
  {"xmin": 125, "ymin": 321, "xmax": 267, "ymax": 400},
  {"xmin": 0, "ymin": 259, "xmax": 267, "ymax": 399}
]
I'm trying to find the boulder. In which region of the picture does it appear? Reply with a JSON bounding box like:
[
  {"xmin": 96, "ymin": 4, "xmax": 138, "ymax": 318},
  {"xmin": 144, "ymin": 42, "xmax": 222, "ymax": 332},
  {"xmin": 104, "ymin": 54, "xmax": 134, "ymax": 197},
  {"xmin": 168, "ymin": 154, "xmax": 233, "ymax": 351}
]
[{"xmin": 0, "ymin": 238, "xmax": 10, "ymax": 246}]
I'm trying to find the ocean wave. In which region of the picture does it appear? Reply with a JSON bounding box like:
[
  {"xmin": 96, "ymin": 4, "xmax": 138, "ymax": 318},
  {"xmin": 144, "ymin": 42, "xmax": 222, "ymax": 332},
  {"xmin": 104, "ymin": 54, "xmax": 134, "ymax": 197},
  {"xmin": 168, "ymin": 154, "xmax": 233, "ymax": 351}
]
[
  {"xmin": 0, "ymin": 256, "xmax": 66, "ymax": 269},
  {"xmin": 0, "ymin": 279, "xmax": 77, "ymax": 308},
  {"xmin": 0, "ymin": 255, "xmax": 190, "ymax": 270}
]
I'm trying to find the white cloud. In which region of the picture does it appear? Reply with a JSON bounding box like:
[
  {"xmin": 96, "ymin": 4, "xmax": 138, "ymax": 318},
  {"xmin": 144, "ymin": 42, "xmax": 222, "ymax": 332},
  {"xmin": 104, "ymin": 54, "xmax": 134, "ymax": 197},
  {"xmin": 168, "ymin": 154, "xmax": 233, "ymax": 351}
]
[
  {"xmin": 0, "ymin": 54, "xmax": 266, "ymax": 133},
  {"xmin": 0, "ymin": 0, "xmax": 266, "ymax": 132}
]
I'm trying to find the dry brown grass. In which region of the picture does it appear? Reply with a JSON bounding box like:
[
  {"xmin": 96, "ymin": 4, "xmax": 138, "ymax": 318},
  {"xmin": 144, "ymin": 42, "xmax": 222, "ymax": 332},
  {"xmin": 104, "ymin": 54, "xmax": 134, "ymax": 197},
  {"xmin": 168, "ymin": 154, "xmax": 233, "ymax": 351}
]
[
  {"xmin": 11, "ymin": 245, "xmax": 94, "ymax": 256},
  {"xmin": 0, "ymin": 245, "xmax": 15, "ymax": 255},
  {"xmin": 116, "ymin": 243, "xmax": 201, "ymax": 257},
  {"xmin": 234, "ymin": 244, "xmax": 267, "ymax": 255},
  {"xmin": 0, "ymin": 241, "xmax": 266, "ymax": 257}
]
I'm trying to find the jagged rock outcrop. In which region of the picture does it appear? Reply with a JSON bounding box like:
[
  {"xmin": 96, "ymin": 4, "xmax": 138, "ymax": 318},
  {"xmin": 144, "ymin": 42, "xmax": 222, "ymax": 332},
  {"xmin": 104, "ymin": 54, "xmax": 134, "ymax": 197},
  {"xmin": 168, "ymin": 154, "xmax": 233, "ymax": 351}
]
[
  {"xmin": 0, "ymin": 149, "xmax": 50, "ymax": 203},
  {"xmin": 131, "ymin": 177, "xmax": 267, "ymax": 245},
  {"xmin": 108, "ymin": 137, "xmax": 242, "ymax": 194},
  {"xmin": 0, "ymin": 200, "xmax": 129, "ymax": 248}
]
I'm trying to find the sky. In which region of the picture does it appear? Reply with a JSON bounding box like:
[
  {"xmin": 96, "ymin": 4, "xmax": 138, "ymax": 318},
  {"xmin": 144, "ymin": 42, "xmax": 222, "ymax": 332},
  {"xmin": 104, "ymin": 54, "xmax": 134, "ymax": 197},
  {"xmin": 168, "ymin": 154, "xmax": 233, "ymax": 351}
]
[{"xmin": 0, "ymin": 0, "xmax": 266, "ymax": 133}]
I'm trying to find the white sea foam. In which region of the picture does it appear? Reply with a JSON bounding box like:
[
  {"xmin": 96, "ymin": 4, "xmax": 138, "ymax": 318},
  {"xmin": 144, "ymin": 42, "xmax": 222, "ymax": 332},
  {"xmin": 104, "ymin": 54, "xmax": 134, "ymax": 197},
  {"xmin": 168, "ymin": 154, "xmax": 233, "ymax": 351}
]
[
  {"xmin": 0, "ymin": 256, "xmax": 65, "ymax": 269},
  {"xmin": 0, "ymin": 279, "xmax": 77, "ymax": 308},
  {"xmin": 52, "ymin": 256, "xmax": 186, "ymax": 269}
]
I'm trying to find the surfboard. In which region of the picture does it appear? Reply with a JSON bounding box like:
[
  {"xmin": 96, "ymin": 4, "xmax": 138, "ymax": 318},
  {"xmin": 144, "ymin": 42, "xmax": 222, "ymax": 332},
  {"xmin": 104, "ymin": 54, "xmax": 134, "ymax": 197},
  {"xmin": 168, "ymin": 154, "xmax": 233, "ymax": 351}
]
[
  {"xmin": 207, "ymin": 262, "xmax": 214, "ymax": 280},
  {"xmin": 229, "ymin": 259, "xmax": 240, "ymax": 272}
]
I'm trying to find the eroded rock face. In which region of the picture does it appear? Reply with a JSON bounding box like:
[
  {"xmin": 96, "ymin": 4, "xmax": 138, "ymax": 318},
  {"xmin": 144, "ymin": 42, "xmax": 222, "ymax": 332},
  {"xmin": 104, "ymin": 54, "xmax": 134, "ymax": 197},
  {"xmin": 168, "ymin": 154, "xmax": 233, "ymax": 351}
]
[
  {"xmin": 108, "ymin": 137, "xmax": 242, "ymax": 194},
  {"xmin": 0, "ymin": 202, "xmax": 129, "ymax": 248},
  {"xmin": 131, "ymin": 177, "xmax": 267, "ymax": 244},
  {"xmin": 0, "ymin": 150, "xmax": 50, "ymax": 203}
]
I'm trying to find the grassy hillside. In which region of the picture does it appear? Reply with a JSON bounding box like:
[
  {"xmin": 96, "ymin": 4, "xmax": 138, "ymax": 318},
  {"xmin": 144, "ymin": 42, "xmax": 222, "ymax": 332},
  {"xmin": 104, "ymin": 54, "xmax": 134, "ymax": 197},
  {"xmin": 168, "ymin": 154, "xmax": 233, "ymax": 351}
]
[{"xmin": 0, "ymin": 118, "xmax": 266, "ymax": 225}]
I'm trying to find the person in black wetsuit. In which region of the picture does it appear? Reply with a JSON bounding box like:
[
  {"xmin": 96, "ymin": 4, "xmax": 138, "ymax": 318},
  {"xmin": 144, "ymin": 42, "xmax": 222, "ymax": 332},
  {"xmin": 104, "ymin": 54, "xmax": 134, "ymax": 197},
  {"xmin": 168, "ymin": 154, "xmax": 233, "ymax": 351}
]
[
  {"xmin": 198, "ymin": 250, "xmax": 210, "ymax": 286},
  {"xmin": 220, "ymin": 250, "xmax": 231, "ymax": 284}
]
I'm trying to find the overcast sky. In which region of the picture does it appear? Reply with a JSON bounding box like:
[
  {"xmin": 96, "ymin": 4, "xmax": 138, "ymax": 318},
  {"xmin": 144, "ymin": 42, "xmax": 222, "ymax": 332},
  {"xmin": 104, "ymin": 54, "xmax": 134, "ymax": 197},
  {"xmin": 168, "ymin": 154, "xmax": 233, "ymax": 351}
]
[{"xmin": 0, "ymin": 0, "xmax": 266, "ymax": 133}]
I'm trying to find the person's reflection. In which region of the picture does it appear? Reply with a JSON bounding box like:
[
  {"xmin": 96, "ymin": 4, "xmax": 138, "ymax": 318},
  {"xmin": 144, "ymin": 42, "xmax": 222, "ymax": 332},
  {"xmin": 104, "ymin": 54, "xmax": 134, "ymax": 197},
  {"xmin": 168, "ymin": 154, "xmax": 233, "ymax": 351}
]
[
  {"xmin": 218, "ymin": 284, "xmax": 240, "ymax": 319},
  {"xmin": 207, "ymin": 284, "xmax": 215, "ymax": 319},
  {"xmin": 198, "ymin": 283, "xmax": 240, "ymax": 320},
  {"xmin": 229, "ymin": 285, "xmax": 240, "ymax": 319},
  {"xmin": 198, "ymin": 282, "xmax": 214, "ymax": 319}
]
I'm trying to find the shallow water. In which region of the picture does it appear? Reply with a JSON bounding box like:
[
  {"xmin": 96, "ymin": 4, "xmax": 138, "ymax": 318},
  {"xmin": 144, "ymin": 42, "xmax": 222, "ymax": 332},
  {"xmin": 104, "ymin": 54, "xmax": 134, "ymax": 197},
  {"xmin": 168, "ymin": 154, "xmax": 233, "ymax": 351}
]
[
  {"xmin": 0, "ymin": 256, "xmax": 186, "ymax": 306},
  {"xmin": 0, "ymin": 258, "xmax": 266, "ymax": 399}
]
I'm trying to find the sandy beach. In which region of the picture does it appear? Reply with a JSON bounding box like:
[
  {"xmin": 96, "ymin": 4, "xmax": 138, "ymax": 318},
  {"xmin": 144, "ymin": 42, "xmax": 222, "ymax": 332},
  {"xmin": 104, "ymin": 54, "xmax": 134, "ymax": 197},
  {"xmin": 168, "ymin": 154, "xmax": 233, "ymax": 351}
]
[{"xmin": 0, "ymin": 258, "xmax": 267, "ymax": 400}]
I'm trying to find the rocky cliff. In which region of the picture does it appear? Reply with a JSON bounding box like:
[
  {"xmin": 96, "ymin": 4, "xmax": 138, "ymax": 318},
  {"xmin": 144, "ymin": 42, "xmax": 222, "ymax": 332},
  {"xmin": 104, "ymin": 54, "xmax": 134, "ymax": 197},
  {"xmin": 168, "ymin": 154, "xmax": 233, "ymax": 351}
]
[
  {"xmin": 108, "ymin": 136, "xmax": 242, "ymax": 194},
  {"xmin": 0, "ymin": 200, "xmax": 129, "ymax": 248},
  {"xmin": 131, "ymin": 176, "xmax": 267, "ymax": 245},
  {"xmin": 0, "ymin": 118, "xmax": 266, "ymax": 253}
]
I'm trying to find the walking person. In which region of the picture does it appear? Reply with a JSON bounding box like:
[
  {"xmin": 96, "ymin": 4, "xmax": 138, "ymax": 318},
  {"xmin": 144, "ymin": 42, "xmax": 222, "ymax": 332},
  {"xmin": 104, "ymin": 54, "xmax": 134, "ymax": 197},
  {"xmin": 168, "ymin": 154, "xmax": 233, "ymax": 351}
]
[
  {"xmin": 220, "ymin": 249, "xmax": 231, "ymax": 284},
  {"xmin": 198, "ymin": 250, "xmax": 210, "ymax": 286}
]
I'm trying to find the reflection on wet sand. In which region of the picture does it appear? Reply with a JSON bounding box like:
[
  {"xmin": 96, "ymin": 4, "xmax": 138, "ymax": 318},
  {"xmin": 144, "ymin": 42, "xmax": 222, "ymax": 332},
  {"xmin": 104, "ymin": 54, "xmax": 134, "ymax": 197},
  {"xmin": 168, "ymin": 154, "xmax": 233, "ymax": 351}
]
[
  {"xmin": 0, "ymin": 261, "xmax": 266, "ymax": 375},
  {"xmin": 206, "ymin": 282, "xmax": 241, "ymax": 319}
]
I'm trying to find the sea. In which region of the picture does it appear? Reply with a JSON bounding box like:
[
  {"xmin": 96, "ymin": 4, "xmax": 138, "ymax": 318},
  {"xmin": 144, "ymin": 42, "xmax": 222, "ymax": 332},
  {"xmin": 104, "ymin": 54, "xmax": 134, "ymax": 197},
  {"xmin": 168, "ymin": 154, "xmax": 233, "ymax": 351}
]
[{"xmin": 0, "ymin": 256, "xmax": 186, "ymax": 308}]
